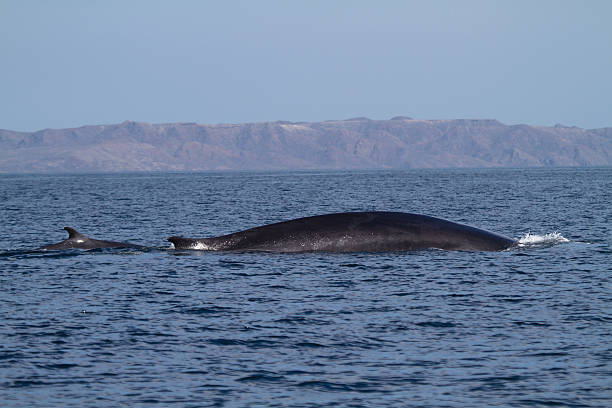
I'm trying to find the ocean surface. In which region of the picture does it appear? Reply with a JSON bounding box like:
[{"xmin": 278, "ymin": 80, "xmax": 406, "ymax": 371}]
[{"xmin": 0, "ymin": 168, "xmax": 610, "ymax": 407}]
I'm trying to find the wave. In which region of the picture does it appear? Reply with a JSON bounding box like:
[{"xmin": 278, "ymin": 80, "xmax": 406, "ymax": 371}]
[
  {"xmin": 517, "ymin": 232, "xmax": 569, "ymax": 247},
  {"xmin": 1, "ymin": 233, "xmax": 571, "ymax": 257},
  {"xmin": 0, "ymin": 246, "xmax": 162, "ymax": 258}
]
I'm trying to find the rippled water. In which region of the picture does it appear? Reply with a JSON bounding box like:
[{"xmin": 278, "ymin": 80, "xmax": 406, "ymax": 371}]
[{"xmin": 1, "ymin": 168, "xmax": 610, "ymax": 407}]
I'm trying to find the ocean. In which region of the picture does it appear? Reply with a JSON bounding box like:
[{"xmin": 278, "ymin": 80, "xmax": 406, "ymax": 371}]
[{"xmin": 0, "ymin": 168, "xmax": 610, "ymax": 407}]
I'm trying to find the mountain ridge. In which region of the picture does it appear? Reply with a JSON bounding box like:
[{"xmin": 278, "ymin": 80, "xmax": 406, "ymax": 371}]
[{"xmin": 1, "ymin": 118, "xmax": 610, "ymax": 173}]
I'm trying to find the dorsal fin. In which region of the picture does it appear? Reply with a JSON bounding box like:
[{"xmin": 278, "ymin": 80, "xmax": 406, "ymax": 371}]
[{"xmin": 64, "ymin": 227, "xmax": 87, "ymax": 240}]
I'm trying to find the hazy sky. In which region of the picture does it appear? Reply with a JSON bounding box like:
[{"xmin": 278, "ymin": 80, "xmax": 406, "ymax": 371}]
[{"xmin": 1, "ymin": 0, "xmax": 611, "ymax": 131}]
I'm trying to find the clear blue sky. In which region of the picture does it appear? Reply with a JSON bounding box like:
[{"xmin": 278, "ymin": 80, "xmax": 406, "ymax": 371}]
[{"xmin": 1, "ymin": 0, "xmax": 610, "ymax": 131}]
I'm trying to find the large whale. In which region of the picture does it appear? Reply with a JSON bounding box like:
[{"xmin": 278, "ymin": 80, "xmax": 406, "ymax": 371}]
[
  {"xmin": 40, "ymin": 227, "xmax": 144, "ymax": 250},
  {"xmin": 168, "ymin": 212, "xmax": 516, "ymax": 252}
]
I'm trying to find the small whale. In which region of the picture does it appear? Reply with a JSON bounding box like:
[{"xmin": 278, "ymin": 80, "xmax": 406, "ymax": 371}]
[
  {"xmin": 168, "ymin": 211, "xmax": 516, "ymax": 252},
  {"xmin": 40, "ymin": 227, "xmax": 144, "ymax": 250}
]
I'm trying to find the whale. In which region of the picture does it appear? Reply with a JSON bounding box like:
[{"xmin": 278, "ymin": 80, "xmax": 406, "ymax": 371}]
[
  {"xmin": 40, "ymin": 227, "xmax": 144, "ymax": 250},
  {"xmin": 168, "ymin": 212, "xmax": 516, "ymax": 252}
]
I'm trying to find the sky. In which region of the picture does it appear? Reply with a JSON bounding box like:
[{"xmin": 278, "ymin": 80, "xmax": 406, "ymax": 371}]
[{"xmin": 1, "ymin": 0, "xmax": 611, "ymax": 131}]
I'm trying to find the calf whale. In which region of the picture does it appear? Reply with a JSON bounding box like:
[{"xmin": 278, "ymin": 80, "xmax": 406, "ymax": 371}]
[
  {"xmin": 40, "ymin": 227, "xmax": 143, "ymax": 250},
  {"xmin": 168, "ymin": 212, "xmax": 516, "ymax": 252}
]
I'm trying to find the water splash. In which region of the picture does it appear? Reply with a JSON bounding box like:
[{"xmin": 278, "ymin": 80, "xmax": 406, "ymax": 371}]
[
  {"xmin": 517, "ymin": 232, "xmax": 569, "ymax": 247},
  {"xmin": 190, "ymin": 242, "xmax": 212, "ymax": 250}
]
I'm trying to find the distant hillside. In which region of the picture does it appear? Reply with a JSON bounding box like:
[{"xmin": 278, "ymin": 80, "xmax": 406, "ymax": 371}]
[{"xmin": 0, "ymin": 118, "xmax": 610, "ymax": 173}]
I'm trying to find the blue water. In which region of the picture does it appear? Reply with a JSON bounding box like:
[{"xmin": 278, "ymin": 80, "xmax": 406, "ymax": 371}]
[{"xmin": 1, "ymin": 168, "xmax": 610, "ymax": 407}]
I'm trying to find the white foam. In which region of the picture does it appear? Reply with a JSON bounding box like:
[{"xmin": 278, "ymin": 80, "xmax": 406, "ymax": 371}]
[
  {"xmin": 191, "ymin": 242, "xmax": 211, "ymax": 250},
  {"xmin": 517, "ymin": 232, "xmax": 569, "ymax": 247}
]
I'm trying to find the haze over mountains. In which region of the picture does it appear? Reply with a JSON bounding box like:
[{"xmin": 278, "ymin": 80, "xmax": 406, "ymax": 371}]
[{"xmin": 0, "ymin": 117, "xmax": 610, "ymax": 173}]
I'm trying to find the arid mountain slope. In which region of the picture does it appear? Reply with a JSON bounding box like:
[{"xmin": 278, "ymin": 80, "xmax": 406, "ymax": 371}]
[{"xmin": 0, "ymin": 118, "xmax": 610, "ymax": 172}]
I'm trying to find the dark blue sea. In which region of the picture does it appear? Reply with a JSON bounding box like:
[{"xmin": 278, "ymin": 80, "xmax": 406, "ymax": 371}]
[{"xmin": 1, "ymin": 168, "xmax": 610, "ymax": 407}]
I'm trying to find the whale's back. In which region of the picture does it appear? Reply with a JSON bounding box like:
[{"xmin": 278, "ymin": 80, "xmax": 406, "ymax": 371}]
[{"xmin": 170, "ymin": 212, "xmax": 515, "ymax": 252}]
